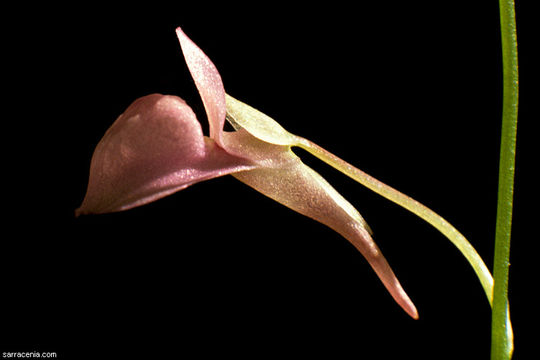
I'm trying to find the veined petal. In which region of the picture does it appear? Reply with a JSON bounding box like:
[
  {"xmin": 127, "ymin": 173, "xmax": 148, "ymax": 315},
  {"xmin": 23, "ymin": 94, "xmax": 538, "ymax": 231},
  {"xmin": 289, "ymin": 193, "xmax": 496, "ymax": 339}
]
[
  {"xmin": 222, "ymin": 129, "xmax": 418, "ymax": 319},
  {"xmin": 76, "ymin": 94, "xmax": 254, "ymax": 215},
  {"xmin": 176, "ymin": 27, "xmax": 226, "ymax": 145}
]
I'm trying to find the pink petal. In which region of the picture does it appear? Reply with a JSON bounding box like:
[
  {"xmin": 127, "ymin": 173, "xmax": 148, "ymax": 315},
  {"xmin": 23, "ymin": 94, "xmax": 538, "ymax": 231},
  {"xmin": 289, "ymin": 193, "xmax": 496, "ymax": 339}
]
[
  {"xmin": 222, "ymin": 130, "xmax": 419, "ymax": 319},
  {"xmin": 176, "ymin": 27, "xmax": 226, "ymax": 145},
  {"xmin": 76, "ymin": 94, "xmax": 254, "ymax": 215}
]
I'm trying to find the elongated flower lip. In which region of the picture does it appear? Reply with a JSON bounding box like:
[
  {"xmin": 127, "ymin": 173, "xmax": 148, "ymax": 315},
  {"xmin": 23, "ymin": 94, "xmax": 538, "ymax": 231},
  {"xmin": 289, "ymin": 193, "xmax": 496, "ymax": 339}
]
[{"xmin": 221, "ymin": 129, "xmax": 418, "ymax": 319}]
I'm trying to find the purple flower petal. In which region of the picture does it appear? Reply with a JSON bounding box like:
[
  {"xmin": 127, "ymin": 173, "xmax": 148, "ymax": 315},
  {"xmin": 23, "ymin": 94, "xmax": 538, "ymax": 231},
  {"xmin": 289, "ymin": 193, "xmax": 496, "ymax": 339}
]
[{"xmin": 76, "ymin": 94, "xmax": 254, "ymax": 215}]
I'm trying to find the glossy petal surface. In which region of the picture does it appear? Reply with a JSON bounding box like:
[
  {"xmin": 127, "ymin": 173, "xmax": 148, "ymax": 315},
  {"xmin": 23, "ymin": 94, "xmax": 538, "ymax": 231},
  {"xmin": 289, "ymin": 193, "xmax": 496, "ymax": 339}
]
[{"xmin": 76, "ymin": 94, "xmax": 254, "ymax": 215}]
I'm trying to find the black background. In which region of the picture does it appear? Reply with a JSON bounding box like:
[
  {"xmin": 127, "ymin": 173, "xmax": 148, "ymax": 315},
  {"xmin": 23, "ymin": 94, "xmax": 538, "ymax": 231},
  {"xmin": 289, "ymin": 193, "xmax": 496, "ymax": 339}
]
[{"xmin": 2, "ymin": 1, "xmax": 534, "ymax": 358}]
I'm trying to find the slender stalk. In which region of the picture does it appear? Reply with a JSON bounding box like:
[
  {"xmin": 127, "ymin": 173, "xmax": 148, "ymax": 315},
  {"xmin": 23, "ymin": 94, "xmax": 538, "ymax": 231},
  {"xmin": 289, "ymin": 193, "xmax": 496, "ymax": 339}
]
[
  {"xmin": 296, "ymin": 138, "xmax": 495, "ymax": 302},
  {"xmin": 492, "ymin": 1, "xmax": 518, "ymax": 359}
]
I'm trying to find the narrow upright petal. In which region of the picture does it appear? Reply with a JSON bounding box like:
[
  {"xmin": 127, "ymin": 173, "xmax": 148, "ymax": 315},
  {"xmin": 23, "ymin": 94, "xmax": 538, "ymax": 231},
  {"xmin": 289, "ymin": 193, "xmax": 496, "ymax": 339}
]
[
  {"xmin": 76, "ymin": 94, "xmax": 254, "ymax": 215},
  {"xmin": 176, "ymin": 27, "xmax": 226, "ymax": 145}
]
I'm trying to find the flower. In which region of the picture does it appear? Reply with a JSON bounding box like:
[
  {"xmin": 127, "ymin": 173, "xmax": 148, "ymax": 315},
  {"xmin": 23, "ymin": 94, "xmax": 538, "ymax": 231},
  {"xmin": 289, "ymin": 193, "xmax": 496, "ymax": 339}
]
[{"xmin": 77, "ymin": 28, "xmax": 418, "ymax": 319}]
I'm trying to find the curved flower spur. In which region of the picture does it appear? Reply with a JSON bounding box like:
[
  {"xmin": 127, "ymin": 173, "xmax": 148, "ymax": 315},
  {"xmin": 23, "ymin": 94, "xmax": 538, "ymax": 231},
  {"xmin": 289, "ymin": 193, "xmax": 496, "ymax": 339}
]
[{"xmin": 77, "ymin": 28, "xmax": 496, "ymax": 320}]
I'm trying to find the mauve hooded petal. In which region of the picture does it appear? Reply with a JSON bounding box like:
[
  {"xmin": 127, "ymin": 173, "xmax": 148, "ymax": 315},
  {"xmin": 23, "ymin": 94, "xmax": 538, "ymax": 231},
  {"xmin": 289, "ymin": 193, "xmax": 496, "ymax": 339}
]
[{"xmin": 76, "ymin": 94, "xmax": 254, "ymax": 215}]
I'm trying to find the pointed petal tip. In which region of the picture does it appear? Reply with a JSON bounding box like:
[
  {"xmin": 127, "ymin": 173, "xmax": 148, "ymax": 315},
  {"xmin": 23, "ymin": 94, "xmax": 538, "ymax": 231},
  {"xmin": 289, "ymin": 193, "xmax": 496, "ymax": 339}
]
[
  {"xmin": 385, "ymin": 277, "xmax": 418, "ymax": 319},
  {"xmin": 74, "ymin": 207, "xmax": 87, "ymax": 218},
  {"xmin": 402, "ymin": 298, "xmax": 419, "ymax": 320},
  {"xmin": 74, "ymin": 205, "xmax": 91, "ymax": 218},
  {"xmin": 345, "ymin": 226, "xmax": 419, "ymax": 319},
  {"xmin": 386, "ymin": 277, "xmax": 419, "ymax": 320},
  {"xmin": 175, "ymin": 27, "xmax": 184, "ymax": 38},
  {"xmin": 391, "ymin": 281, "xmax": 419, "ymax": 319}
]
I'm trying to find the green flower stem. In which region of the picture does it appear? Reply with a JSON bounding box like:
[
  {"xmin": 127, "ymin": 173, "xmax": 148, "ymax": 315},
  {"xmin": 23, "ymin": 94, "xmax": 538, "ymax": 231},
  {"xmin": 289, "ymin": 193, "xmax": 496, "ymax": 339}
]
[{"xmin": 492, "ymin": 0, "xmax": 518, "ymax": 359}]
